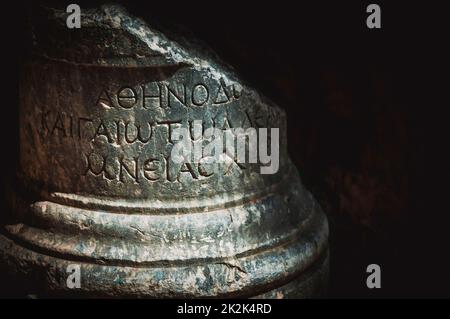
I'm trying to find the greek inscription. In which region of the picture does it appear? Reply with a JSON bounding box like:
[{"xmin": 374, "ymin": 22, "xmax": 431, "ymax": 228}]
[
  {"xmin": 35, "ymin": 79, "xmax": 268, "ymax": 183},
  {"xmin": 93, "ymin": 79, "xmax": 241, "ymax": 110},
  {"xmin": 117, "ymin": 87, "xmax": 137, "ymax": 109},
  {"xmin": 82, "ymin": 152, "xmax": 238, "ymax": 184}
]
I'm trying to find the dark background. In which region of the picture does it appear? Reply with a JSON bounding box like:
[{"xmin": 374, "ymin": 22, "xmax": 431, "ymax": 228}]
[{"xmin": 0, "ymin": 0, "xmax": 447, "ymax": 298}]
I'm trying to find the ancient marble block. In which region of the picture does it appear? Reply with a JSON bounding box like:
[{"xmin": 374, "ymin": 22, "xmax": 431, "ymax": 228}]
[{"xmin": 0, "ymin": 4, "xmax": 328, "ymax": 298}]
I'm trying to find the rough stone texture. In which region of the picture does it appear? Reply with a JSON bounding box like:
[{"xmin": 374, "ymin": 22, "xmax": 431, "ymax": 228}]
[{"xmin": 0, "ymin": 4, "xmax": 328, "ymax": 297}]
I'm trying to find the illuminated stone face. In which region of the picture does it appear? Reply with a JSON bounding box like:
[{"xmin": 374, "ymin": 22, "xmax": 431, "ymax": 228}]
[{"xmin": 0, "ymin": 4, "xmax": 329, "ymax": 298}]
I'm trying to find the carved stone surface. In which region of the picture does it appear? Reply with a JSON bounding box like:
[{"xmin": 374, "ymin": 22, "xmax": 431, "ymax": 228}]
[{"xmin": 0, "ymin": 4, "xmax": 329, "ymax": 297}]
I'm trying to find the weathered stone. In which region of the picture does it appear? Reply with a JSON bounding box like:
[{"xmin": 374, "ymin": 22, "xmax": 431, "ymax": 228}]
[{"xmin": 0, "ymin": 4, "xmax": 328, "ymax": 298}]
